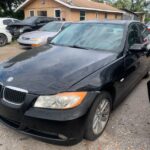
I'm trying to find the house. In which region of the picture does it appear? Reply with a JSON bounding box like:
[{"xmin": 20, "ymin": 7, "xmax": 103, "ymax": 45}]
[{"xmin": 16, "ymin": 0, "xmax": 123, "ymax": 21}]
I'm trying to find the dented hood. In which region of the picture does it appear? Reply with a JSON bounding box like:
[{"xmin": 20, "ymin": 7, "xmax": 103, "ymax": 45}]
[{"xmin": 0, "ymin": 45, "xmax": 117, "ymax": 95}]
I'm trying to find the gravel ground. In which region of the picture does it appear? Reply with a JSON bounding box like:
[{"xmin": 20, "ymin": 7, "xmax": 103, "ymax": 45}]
[{"xmin": 0, "ymin": 43, "xmax": 150, "ymax": 150}]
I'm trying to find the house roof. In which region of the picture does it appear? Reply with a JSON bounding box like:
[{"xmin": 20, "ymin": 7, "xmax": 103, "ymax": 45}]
[{"xmin": 16, "ymin": 0, "xmax": 123, "ymax": 14}]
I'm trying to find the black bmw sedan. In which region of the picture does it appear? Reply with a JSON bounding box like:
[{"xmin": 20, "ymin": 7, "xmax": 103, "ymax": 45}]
[{"xmin": 0, "ymin": 20, "xmax": 150, "ymax": 145}]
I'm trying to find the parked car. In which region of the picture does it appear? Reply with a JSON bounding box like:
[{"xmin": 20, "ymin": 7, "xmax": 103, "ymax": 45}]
[
  {"xmin": 7, "ymin": 16, "xmax": 58, "ymax": 38},
  {"xmin": 0, "ymin": 18, "xmax": 20, "ymax": 46},
  {"xmin": 17, "ymin": 21, "xmax": 72, "ymax": 48},
  {"xmin": 0, "ymin": 20, "xmax": 150, "ymax": 146}
]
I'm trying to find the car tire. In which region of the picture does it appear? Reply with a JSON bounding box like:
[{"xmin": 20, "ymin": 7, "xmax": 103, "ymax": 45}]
[
  {"xmin": 0, "ymin": 34, "xmax": 7, "ymax": 47},
  {"xmin": 84, "ymin": 92, "xmax": 112, "ymax": 141}
]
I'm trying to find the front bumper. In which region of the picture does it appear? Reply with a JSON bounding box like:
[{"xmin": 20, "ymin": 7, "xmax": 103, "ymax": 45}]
[
  {"xmin": 0, "ymin": 92, "xmax": 97, "ymax": 145},
  {"xmin": 17, "ymin": 39, "xmax": 42, "ymax": 48}
]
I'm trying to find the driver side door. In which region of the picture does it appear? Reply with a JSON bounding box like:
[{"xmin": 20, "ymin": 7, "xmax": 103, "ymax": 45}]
[{"xmin": 124, "ymin": 23, "xmax": 148, "ymax": 90}]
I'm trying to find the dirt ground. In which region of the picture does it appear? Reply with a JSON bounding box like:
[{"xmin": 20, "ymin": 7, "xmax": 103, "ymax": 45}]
[{"xmin": 0, "ymin": 43, "xmax": 150, "ymax": 150}]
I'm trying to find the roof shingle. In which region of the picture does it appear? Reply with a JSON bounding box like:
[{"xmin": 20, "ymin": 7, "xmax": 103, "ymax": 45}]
[{"xmin": 16, "ymin": 0, "xmax": 123, "ymax": 13}]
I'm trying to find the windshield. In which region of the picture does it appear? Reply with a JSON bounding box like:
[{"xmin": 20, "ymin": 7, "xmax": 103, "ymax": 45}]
[
  {"xmin": 22, "ymin": 17, "xmax": 38, "ymax": 24},
  {"xmin": 51, "ymin": 23, "xmax": 125, "ymax": 52},
  {"xmin": 40, "ymin": 22, "xmax": 63, "ymax": 32}
]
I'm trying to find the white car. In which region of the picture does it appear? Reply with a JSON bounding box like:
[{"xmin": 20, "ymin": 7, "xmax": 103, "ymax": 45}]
[
  {"xmin": 0, "ymin": 18, "xmax": 20, "ymax": 46},
  {"xmin": 18, "ymin": 21, "xmax": 72, "ymax": 48}
]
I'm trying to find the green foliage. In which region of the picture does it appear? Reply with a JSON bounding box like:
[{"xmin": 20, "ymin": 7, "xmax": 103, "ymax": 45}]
[
  {"xmin": 145, "ymin": 17, "xmax": 150, "ymax": 23},
  {"xmin": 0, "ymin": 0, "xmax": 24, "ymax": 19},
  {"xmin": 113, "ymin": 0, "xmax": 146, "ymax": 12},
  {"xmin": 113, "ymin": 0, "xmax": 131, "ymax": 10}
]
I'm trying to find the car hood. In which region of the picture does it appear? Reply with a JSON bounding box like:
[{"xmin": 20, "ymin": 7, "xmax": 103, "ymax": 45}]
[
  {"xmin": 21, "ymin": 31, "xmax": 58, "ymax": 39},
  {"xmin": 0, "ymin": 45, "xmax": 117, "ymax": 95}
]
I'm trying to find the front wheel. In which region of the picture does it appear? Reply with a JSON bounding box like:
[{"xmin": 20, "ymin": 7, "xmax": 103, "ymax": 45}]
[
  {"xmin": 0, "ymin": 34, "xmax": 7, "ymax": 47},
  {"xmin": 84, "ymin": 92, "xmax": 112, "ymax": 141}
]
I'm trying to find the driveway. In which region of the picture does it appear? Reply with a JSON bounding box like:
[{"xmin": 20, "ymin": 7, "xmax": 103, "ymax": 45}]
[{"xmin": 0, "ymin": 43, "xmax": 150, "ymax": 150}]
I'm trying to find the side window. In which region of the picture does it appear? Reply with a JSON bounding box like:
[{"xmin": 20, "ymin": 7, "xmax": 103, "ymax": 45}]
[
  {"xmin": 128, "ymin": 24, "xmax": 141, "ymax": 47},
  {"xmin": 138, "ymin": 24, "xmax": 150, "ymax": 42},
  {"xmin": 3, "ymin": 19, "xmax": 13, "ymax": 25}
]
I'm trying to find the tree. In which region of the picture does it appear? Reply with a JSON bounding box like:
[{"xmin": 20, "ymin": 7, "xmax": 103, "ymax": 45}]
[
  {"xmin": 0, "ymin": 0, "xmax": 24, "ymax": 19},
  {"xmin": 113, "ymin": 0, "xmax": 147, "ymax": 12},
  {"xmin": 113, "ymin": 0, "xmax": 131, "ymax": 10}
]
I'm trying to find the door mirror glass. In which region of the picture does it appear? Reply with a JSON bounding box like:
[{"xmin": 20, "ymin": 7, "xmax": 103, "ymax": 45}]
[{"xmin": 129, "ymin": 43, "xmax": 147, "ymax": 52}]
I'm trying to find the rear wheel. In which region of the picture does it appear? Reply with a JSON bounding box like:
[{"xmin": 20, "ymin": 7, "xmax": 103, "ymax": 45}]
[
  {"xmin": 84, "ymin": 92, "xmax": 112, "ymax": 141},
  {"xmin": 0, "ymin": 34, "xmax": 7, "ymax": 47}
]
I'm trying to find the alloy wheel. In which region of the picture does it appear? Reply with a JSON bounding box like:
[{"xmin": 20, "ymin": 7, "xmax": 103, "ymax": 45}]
[{"xmin": 92, "ymin": 98, "xmax": 110, "ymax": 135}]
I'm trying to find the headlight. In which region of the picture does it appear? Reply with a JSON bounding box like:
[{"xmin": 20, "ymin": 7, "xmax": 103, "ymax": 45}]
[
  {"xmin": 31, "ymin": 38, "xmax": 42, "ymax": 41},
  {"xmin": 34, "ymin": 92, "xmax": 87, "ymax": 109}
]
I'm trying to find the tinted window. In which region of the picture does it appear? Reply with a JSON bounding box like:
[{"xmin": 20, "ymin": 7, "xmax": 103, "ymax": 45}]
[
  {"xmin": 52, "ymin": 23, "xmax": 125, "ymax": 52},
  {"xmin": 128, "ymin": 24, "xmax": 141, "ymax": 47},
  {"xmin": 3, "ymin": 19, "xmax": 13, "ymax": 25}
]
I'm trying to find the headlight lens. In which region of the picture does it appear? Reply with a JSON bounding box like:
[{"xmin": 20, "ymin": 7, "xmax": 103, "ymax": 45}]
[{"xmin": 34, "ymin": 92, "xmax": 87, "ymax": 109}]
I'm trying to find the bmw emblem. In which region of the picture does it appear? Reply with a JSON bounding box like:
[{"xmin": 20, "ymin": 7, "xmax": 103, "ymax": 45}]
[{"xmin": 7, "ymin": 77, "xmax": 14, "ymax": 82}]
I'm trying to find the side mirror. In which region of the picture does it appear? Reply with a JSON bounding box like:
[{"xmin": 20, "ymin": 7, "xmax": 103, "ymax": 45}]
[
  {"xmin": 47, "ymin": 37, "xmax": 53, "ymax": 44},
  {"xmin": 129, "ymin": 43, "xmax": 147, "ymax": 52}
]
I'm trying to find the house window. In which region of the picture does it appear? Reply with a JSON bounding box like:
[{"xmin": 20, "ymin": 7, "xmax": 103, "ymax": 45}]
[
  {"xmin": 30, "ymin": 11, "xmax": 34, "ymax": 17},
  {"xmin": 105, "ymin": 13, "xmax": 108, "ymax": 19},
  {"xmin": 96, "ymin": 12, "xmax": 99, "ymax": 19},
  {"xmin": 115, "ymin": 14, "xmax": 118, "ymax": 19},
  {"xmin": 55, "ymin": 9, "xmax": 61, "ymax": 20},
  {"xmin": 80, "ymin": 11, "xmax": 85, "ymax": 21},
  {"xmin": 38, "ymin": 11, "xmax": 47, "ymax": 16}
]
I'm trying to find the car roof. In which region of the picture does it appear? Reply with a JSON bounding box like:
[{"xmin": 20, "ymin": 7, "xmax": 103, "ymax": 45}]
[{"xmin": 79, "ymin": 20, "xmax": 141, "ymax": 26}]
